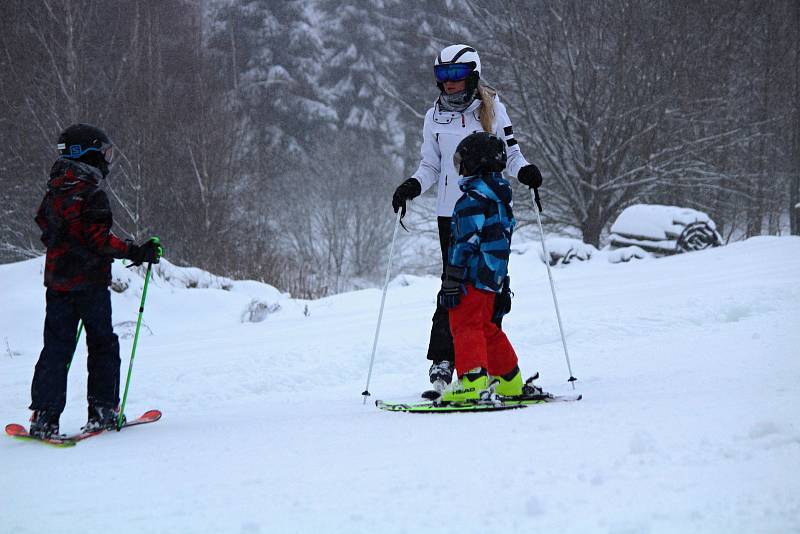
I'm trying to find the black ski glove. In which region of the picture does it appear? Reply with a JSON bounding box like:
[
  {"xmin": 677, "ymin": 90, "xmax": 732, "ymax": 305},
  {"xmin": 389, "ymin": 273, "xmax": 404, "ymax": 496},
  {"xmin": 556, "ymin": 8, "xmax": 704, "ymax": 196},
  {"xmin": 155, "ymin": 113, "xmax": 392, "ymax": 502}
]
[
  {"xmin": 518, "ymin": 164, "xmax": 543, "ymax": 189},
  {"xmin": 437, "ymin": 265, "xmax": 467, "ymax": 309},
  {"xmin": 392, "ymin": 178, "xmax": 422, "ymax": 218},
  {"xmin": 492, "ymin": 276, "xmax": 513, "ymax": 327},
  {"xmin": 127, "ymin": 238, "xmax": 163, "ymax": 267}
]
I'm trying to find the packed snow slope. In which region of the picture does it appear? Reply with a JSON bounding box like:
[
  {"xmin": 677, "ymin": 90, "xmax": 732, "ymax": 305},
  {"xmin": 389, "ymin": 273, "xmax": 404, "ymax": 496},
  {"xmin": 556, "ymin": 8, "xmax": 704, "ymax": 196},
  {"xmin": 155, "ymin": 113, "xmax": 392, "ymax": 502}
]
[{"xmin": 1, "ymin": 237, "xmax": 799, "ymax": 534}]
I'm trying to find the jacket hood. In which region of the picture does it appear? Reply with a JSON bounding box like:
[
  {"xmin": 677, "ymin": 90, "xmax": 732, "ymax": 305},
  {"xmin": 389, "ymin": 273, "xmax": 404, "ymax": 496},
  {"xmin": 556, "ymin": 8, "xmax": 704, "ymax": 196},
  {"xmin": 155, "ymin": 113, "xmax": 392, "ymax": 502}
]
[
  {"xmin": 459, "ymin": 172, "xmax": 512, "ymax": 206},
  {"xmin": 47, "ymin": 158, "xmax": 102, "ymax": 191}
]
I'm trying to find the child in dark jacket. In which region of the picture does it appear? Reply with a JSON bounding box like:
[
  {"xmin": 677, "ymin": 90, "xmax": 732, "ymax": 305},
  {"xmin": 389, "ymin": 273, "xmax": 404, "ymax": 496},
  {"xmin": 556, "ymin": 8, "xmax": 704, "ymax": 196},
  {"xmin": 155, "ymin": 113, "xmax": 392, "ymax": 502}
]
[
  {"xmin": 437, "ymin": 132, "xmax": 526, "ymax": 402},
  {"xmin": 29, "ymin": 123, "xmax": 162, "ymax": 438}
]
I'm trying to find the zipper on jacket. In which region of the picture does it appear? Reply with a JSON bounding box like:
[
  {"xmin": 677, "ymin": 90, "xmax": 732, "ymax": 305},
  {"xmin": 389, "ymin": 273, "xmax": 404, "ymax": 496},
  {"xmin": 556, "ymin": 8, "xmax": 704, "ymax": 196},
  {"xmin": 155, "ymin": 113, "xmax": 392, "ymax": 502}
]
[{"xmin": 461, "ymin": 114, "xmax": 465, "ymax": 127}]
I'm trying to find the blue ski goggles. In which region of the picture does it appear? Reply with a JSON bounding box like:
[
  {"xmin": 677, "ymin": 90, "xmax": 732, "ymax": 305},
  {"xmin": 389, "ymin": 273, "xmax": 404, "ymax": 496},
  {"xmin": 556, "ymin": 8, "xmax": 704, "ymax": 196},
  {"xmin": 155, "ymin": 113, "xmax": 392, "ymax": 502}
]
[{"xmin": 434, "ymin": 63, "xmax": 474, "ymax": 83}]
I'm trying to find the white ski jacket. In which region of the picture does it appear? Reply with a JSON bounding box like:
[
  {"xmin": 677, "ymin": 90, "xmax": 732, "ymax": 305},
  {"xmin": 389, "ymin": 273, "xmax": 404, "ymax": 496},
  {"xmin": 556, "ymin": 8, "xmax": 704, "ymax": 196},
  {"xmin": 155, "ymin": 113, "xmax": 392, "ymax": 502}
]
[{"xmin": 412, "ymin": 94, "xmax": 529, "ymax": 217}]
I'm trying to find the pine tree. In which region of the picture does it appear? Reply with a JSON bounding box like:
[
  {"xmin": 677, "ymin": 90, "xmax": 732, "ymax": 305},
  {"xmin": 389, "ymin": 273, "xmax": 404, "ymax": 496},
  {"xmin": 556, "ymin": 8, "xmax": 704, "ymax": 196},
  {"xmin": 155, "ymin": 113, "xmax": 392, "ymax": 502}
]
[
  {"xmin": 315, "ymin": 0, "xmax": 395, "ymax": 148},
  {"xmin": 208, "ymin": 0, "xmax": 336, "ymax": 161}
]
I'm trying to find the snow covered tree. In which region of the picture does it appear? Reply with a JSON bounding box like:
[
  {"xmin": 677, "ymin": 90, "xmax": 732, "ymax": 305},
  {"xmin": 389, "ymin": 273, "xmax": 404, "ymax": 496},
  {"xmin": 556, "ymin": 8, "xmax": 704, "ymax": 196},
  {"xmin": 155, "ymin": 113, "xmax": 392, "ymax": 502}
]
[
  {"xmin": 1, "ymin": 0, "xmax": 796, "ymax": 289},
  {"xmin": 314, "ymin": 0, "xmax": 399, "ymax": 155},
  {"xmin": 793, "ymin": 1, "xmax": 800, "ymax": 236},
  {"xmin": 208, "ymin": 0, "xmax": 336, "ymax": 163},
  {"xmin": 470, "ymin": 0, "xmax": 771, "ymax": 246},
  {"xmin": 273, "ymin": 131, "xmax": 398, "ymax": 297},
  {"xmin": 0, "ymin": 1, "xmax": 128, "ymax": 259}
]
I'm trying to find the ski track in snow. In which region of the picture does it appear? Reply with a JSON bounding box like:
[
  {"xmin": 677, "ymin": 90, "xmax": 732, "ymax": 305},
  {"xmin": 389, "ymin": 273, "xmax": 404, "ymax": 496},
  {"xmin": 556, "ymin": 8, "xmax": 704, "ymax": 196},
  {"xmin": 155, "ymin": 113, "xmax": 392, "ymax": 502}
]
[{"xmin": 1, "ymin": 237, "xmax": 799, "ymax": 533}]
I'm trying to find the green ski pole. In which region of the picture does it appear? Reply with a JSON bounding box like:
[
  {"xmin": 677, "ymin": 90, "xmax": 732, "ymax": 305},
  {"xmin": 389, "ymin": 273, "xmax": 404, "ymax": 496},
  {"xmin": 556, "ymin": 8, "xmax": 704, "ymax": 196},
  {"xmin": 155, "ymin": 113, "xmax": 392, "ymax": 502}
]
[
  {"xmin": 117, "ymin": 237, "xmax": 162, "ymax": 430},
  {"xmin": 66, "ymin": 321, "xmax": 83, "ymax": 372}
]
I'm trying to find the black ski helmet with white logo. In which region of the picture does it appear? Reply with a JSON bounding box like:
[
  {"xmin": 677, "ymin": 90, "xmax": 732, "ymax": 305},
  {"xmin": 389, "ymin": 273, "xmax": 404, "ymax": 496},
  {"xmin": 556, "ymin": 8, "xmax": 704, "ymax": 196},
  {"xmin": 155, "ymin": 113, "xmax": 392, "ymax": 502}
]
[
  {"xmin": 453, "ymin": 132, "xmax": 507, "ymax": 177},
  {"xmin": 57, "ymin": 123, "xmax": 114, "ymax": 176}
]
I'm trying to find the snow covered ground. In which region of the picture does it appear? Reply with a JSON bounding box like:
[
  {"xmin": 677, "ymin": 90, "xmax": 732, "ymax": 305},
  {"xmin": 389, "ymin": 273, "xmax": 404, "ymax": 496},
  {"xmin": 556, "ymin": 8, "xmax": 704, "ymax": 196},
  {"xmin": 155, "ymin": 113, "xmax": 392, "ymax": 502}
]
[{"xmin": 1, "ymin": 237, "xmax": 799, "ymax": 534}]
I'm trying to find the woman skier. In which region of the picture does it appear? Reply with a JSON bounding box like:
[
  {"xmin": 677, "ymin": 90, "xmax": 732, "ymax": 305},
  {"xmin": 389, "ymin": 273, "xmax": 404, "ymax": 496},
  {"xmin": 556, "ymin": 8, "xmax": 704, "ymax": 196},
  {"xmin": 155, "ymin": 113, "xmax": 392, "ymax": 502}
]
[{"xmin": 391, "ymin": 44, "xmax": 543, "ymax": 392}]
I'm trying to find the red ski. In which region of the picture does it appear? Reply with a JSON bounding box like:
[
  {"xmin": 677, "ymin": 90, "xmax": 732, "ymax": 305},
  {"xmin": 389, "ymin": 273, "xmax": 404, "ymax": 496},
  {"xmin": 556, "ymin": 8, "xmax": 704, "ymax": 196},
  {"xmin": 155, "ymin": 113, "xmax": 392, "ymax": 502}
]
[
  {"xmin": 67, "ymin": 409, "xmax": 162, "ymax": 442},
  {"xmin": 5, "ymin": 409, "xmax": 161, "ymax": 447}
]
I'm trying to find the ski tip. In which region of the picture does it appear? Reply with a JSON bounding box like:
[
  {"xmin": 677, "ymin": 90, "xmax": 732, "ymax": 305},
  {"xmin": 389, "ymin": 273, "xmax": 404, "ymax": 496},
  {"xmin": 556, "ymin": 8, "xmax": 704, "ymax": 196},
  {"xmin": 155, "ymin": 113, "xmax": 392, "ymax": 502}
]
[
  {"xmin": 5, "ymin": 423, "xmax": 77, "ymax": 447},
  {"xmin": 5, "ymin": 423, "xmax": 27, "ymax": 437},
  {"xmin": 139, "ymin": 409, "xmax": 162, "ymax": 422}
]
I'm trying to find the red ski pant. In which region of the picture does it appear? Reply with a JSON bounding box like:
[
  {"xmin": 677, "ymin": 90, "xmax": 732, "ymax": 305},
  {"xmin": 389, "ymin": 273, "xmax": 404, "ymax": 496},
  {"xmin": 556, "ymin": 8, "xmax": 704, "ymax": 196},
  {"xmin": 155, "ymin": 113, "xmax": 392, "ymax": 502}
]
[{"xmin": 448, "ymin": 284, "xmax": 518, "ymax": 377}]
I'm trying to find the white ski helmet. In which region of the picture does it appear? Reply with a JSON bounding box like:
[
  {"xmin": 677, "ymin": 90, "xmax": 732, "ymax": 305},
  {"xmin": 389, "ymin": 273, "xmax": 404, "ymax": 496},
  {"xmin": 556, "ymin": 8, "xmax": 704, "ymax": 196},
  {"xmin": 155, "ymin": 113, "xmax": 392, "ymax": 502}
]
[
  {"xmin": 434, "ymin": 44, "xmax": 481, "ymax": 93},
  {"xmin": 434, "ymin": 44, "xmax": 481, "ymax": 76}
]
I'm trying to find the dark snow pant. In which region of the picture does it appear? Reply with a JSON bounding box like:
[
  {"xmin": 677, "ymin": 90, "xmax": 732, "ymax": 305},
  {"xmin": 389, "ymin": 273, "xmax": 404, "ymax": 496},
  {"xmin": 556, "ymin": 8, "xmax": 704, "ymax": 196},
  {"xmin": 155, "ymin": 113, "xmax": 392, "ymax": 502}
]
[
  {"xmin": 426, "ymin": 217, "xmax": 456, "ymax": 363},
  {"xmin": 426, "ymin": 217, "xmax": 507, "ymax": 364},
  {"xmin": 30, "ymin": 288, "xmax": 121, "ymax": 414}
]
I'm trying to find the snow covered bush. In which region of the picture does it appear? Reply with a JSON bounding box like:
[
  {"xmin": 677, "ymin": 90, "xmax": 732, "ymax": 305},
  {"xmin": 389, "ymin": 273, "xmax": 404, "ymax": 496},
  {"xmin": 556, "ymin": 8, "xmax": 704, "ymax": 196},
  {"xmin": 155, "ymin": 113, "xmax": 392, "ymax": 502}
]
[
  {"xmin": 241, "ymin": 299, "xmax": 282, "ymax": 323},
  {"xmin": 150, "ymin": 259, "xmax": 234, "ymax": 291},
  {"xmin": 609, "ymin": 204, "xmax": 722, "ymax": 255},
  {"xmin": 537, "ymin": 238, "xmax": 598, "ymax": 266}
]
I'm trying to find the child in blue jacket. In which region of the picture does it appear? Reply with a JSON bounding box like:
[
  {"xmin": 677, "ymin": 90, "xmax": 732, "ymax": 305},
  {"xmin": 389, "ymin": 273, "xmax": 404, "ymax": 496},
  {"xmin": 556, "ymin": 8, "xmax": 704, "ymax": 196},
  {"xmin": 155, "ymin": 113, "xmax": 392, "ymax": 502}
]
[{"xmin": 437, "ymin": 132, "xmax": 526, "ymax": 402}]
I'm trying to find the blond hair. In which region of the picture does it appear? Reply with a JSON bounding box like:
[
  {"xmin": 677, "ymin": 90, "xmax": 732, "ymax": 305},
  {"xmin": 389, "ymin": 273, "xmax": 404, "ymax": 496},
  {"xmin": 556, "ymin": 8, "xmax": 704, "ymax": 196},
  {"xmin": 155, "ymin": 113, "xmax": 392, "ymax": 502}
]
[{"xmin": 477, "ymin": 82, "xmax": 497, "ymax": 133}]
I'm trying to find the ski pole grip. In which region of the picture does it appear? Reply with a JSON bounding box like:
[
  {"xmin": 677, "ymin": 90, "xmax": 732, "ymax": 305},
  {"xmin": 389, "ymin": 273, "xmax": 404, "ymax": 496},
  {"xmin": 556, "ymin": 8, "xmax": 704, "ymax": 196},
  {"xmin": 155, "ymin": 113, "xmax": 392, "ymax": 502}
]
[
  {"xmin": 533, "ymin": 188, "xmax": 543, "ymax": 212},
  {"xmin": 149, "ymin": 236, "xmax": 164, "ymax": 260}
]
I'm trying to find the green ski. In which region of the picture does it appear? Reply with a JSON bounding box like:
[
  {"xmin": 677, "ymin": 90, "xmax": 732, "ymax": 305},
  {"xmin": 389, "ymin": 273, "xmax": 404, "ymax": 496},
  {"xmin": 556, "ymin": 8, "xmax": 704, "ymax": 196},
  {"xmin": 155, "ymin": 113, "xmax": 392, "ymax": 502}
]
[
  {"xmin": 376, "ymin": 399, "xmax": 525, "ymax": 413},
  {"xmin": 376, "ymin": 393, "xmax": 581, "ymax": 413}
]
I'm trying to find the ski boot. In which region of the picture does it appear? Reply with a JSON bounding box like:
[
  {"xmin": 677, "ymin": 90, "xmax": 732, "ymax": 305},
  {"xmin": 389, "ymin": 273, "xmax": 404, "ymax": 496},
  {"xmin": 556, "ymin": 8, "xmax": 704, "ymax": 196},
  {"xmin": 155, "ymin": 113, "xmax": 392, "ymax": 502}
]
[
  {"xmin": 429, "ymin": 360, "xmax": 454, "ymax": 384},
  {"xmin": 425, "ymin": 360, "xmax": 454, "ymax": 400},
  {"xmin": 491, "ymin": 365, "xmax": 524, "ymax": 397},
  {"xmin": 441, "ymin": 368, "xmax": 490, "ymax": 404},
  {"xmin": 29, "ymin": 409, "xmax": 61, "ymax": 439},
  {"xmin": 81, "ymin": 404, "xmax": 125, "ymax": 433}
]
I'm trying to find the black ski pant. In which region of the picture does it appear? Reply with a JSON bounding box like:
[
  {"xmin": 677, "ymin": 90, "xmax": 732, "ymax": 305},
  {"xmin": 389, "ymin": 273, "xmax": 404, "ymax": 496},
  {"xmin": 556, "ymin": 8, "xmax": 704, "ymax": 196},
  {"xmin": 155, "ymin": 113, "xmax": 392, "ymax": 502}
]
[
  {"xmin": 426, "ymin": 217, "xmax": 507, "ymax": 364},
  {"xmin": 426, "ymin": 217, "xmax": 456, "ymax": 363},
  {"xmin": 30, "ymin": 288, "xmax": 121, "ymax": 414}
]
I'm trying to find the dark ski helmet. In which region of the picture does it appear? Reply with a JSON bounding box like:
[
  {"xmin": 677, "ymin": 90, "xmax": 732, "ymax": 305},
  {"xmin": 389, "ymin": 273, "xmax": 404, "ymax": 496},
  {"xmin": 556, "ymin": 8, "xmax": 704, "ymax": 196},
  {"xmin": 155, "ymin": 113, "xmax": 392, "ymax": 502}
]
[
  {"xmin": 57, "ymin": 123, "xmax": 114, "ymax": 176},
  {"xmin": 434, "ymin": 44, "xmax": 480, "ymax": 95},
  {"xmin": 453, "ymin": 132, "xmax": 507, "ymax": 176}
]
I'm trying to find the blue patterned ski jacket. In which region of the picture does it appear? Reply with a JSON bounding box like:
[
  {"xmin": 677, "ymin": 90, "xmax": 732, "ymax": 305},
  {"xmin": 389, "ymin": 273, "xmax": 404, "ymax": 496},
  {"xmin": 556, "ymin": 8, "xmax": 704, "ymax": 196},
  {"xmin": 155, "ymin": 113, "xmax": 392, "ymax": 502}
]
[{"xmin": 448, "ymin": 172, "xmax": 516, "ymax": 293}]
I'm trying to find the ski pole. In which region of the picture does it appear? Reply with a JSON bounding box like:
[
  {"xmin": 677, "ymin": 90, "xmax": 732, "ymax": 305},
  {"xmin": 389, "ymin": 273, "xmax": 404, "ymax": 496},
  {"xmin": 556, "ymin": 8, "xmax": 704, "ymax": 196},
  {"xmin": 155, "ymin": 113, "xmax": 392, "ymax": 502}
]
[
  {"xmin": 530, "ymin": 188, "xmax": 577, "ymax": 389},
  {"xmin": 362, "ymin": 209, "xmax": 403, "ymax": 404},
  {"xmin": 117, "ymin": 237, "xmax": 163, "ymax": 429},
  {"xmin": 66, "ymin": 321, "xmax": 83, "ymax": 372}
]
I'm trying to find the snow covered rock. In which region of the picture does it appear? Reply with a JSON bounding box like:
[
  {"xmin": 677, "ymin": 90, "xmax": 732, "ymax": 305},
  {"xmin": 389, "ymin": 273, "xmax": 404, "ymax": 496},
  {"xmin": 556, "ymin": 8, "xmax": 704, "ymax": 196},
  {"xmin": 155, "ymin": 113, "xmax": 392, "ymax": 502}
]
[
  {"xmin": 609, "ymin": 204, "xmax": 722, "ymax": 255},
  {"xmin": 241, "ymin": 299, "xmax": 282, "ymax": 323},
  {"xmin": 607, "ymin": 246, "xmax": 652, "ymax": 264},
  {"xmin": 537, "ymin": 237, "xmax": 598, "ymax": 266},
  {"xmin": 113, "ymin": 320, "xmax": 153, "ymax": 339}
]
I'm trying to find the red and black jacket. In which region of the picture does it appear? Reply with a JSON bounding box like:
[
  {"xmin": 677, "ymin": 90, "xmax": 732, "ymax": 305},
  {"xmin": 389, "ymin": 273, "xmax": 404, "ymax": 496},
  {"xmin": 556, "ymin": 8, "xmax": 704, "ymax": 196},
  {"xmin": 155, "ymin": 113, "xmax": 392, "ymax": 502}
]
[{"xmin": 35, "ymin": 159, "xmax": 131, "ymax": 292}]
